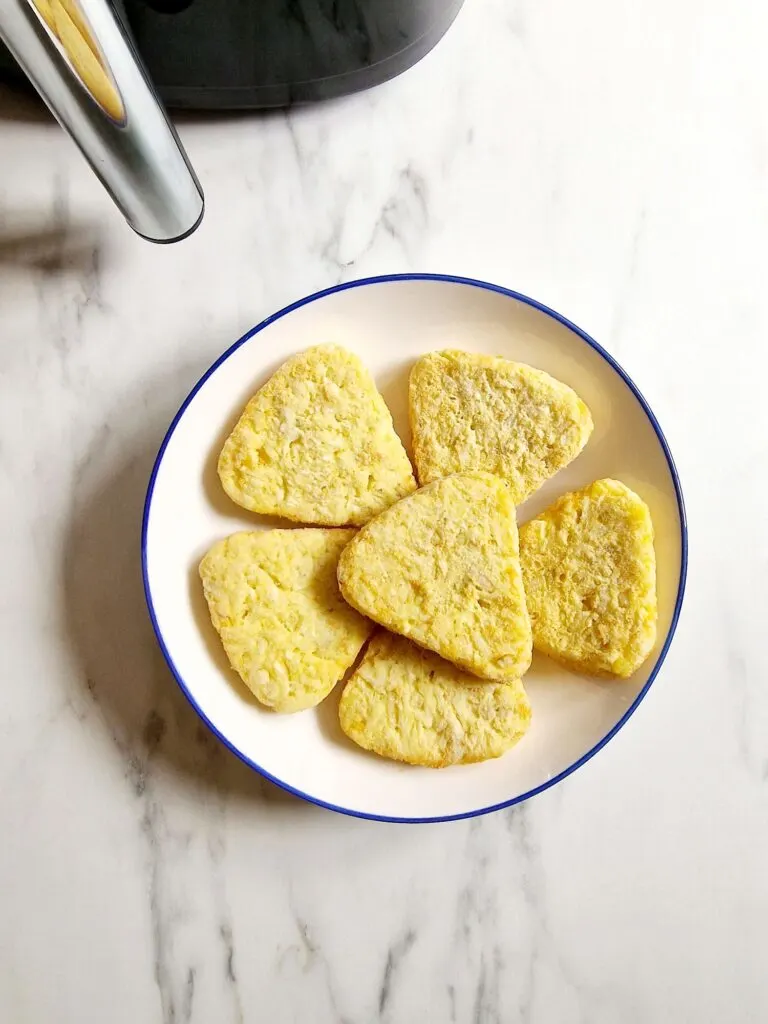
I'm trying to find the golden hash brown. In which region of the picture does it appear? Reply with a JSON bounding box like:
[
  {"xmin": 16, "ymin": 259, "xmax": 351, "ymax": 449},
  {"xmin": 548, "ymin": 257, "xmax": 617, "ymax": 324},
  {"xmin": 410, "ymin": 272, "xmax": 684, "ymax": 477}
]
[
  {"xmin": 199, "ymin": 529, "xmax": 374, "ymax": 712},
  {"xmin": 409, "ymin": 349, "xmax": 593, "ymax": 503},
  {"xmin": 339, "ymin": 632, "xmax": 532, "ymax": 767},
  {"xmin": 337, "ymin": 472, "xmax": 532, "ymax": 681},
  {"xmin": 218, "ymin": 345, "xmax": 416, "ymax": 526},
  {"xmin": 519, "ymin": 478, "xmax": 657, "ymax": 678}
]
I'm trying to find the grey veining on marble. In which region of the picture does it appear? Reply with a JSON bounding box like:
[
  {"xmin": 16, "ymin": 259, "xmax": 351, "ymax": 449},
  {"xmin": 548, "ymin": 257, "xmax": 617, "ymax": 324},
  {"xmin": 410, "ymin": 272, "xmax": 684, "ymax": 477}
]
[{"xmin": 2, "ymin": 0, "xmax": 768, "ymax": 1021}]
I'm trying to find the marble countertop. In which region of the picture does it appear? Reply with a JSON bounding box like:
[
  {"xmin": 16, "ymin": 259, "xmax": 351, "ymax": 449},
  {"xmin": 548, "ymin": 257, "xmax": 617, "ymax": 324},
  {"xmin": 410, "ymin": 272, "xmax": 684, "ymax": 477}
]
[{"xmin": 1, "ymin": 0, "xmax": 766, "ymax": 1020}]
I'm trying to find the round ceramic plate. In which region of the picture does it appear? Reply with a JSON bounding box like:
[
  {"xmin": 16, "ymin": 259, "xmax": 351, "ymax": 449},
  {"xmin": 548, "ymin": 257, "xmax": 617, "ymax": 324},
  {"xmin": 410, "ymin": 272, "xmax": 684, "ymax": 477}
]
[{"xmin": 142, "ymin": 274, "xmax": 687, "ymax": 822}]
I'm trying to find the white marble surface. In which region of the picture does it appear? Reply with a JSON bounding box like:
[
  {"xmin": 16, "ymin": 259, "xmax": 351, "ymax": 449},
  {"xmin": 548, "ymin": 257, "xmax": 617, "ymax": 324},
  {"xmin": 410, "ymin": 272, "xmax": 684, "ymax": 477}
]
[{"xmin": 1, "ymin": 0, "xmax": 767, "ymax": 1019}]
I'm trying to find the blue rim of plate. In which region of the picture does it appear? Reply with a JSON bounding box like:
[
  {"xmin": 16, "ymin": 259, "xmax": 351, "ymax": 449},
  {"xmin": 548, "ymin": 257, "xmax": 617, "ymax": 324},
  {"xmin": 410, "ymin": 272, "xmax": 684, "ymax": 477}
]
[{"xmin": 141, "ymin": 273, "xmax": 688, "ymax": 824}]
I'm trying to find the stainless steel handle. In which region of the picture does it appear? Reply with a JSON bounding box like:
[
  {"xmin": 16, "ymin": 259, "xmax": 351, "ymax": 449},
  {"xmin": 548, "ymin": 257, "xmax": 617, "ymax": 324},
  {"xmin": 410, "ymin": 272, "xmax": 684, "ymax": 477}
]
[{"xmin": 0, "ymin": 0, "xmax": 204, "ymax": 242}]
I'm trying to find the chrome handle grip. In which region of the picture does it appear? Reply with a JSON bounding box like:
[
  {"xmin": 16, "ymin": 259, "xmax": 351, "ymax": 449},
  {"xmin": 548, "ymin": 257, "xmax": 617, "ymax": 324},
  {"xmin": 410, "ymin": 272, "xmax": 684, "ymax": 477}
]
[{"xmin": 0, "ymin": 0, "xmax": 204, "ymax": 242}]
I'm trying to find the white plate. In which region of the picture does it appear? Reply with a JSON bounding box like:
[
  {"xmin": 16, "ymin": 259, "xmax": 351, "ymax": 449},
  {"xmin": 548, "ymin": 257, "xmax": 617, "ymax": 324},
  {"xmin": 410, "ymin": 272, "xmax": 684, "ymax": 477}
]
[{"xmin": 142, "ymin": 274, "xmax": 687, "ymax": 822}]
